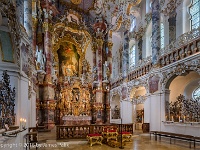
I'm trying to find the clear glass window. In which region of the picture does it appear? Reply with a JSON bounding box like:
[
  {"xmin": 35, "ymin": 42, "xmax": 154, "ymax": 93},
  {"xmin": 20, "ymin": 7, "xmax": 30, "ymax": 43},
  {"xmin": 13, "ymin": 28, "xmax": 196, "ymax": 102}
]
[
  {"xmin": 193, "ymin": 86, "xmax": 200, "ymax": 101},
  {"xmin": 130, "ymin": 18, "xmax": 136, "ymax": 32},
  {"xmin": 129, "ymin": 45, "xmax": 136, "ymax": 69},
  {"xmin": 160, "ymin": 23, "xmax": 164, "ymax": 49},
  {"xmin": 189, "ymin": 0, "xmax": 200, "ymax": 30}
]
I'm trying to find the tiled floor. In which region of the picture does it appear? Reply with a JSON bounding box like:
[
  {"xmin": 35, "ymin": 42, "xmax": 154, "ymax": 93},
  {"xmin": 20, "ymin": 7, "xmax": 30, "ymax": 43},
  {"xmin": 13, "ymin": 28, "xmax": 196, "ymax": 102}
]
[{"xmin": 32, "ymin": 128, "xmax": 200, "ymax": 150}]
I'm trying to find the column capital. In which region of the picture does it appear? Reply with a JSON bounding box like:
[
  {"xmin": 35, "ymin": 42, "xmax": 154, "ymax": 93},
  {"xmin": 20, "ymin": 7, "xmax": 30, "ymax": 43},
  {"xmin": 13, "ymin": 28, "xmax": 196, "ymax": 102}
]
[
  {"xmin": 43, "ymin": 21, "xmax": 53, "ymax": 32},
  {"xmin": 96, "ymin": 38, "xmax": 104, "ymax": 47},
  {"xmin": 32, "ymin": 17, "xmax": 38, "ymax": 29},
  {"xmin": 107, "ymin": 41, "xmax": 113, "ymax": 50}
]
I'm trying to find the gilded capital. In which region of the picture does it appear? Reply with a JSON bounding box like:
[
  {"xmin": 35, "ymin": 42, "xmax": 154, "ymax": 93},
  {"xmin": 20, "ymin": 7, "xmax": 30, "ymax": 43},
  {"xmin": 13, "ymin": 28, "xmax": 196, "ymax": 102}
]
[
  {"xmin": 32, "ymin": 17, "xmax": 38, "ymax": 29},
  {"xmin": 42, "ymin": 22, "xmax": 53, "ymax": 32},
  {"xmin": 107, "ymin": 41, "xmax": 113, "ymax": 50},
  {"xmin": 96, "ymin": 39, "xmax": 104, "ymax": 47}
]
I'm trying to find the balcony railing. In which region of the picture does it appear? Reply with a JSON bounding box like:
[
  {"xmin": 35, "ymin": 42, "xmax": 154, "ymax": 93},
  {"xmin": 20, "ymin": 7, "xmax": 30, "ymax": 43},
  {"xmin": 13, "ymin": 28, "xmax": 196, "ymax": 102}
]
[{"xmin": 111, "ymin": 27, "xmax": 200, "ymax": 86}]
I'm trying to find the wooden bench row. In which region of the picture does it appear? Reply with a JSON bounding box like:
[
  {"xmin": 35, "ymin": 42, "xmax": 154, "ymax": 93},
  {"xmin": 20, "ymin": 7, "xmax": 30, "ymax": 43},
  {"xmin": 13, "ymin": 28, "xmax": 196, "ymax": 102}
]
[{"xmin": 150, "ymin": 131, "xmax": 200, "ymax": 148}]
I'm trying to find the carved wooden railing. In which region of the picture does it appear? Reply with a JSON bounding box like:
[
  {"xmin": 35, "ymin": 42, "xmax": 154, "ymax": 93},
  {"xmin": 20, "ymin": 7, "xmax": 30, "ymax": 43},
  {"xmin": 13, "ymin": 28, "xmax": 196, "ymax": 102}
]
[{"xmin": 56, "ymin": 124, "xmax": 133, "ymax": 139}]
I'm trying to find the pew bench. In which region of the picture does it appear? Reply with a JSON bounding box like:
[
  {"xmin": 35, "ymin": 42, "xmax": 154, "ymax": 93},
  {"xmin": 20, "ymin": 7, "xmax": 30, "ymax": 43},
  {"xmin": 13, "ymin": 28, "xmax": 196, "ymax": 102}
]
[
  {"xmin": 194, "ymin": 136, "xmax": 200, "ymax": 148},
  {"xmin": 150, "ymin": 131, "xmax": 194, "ymax": 148}
]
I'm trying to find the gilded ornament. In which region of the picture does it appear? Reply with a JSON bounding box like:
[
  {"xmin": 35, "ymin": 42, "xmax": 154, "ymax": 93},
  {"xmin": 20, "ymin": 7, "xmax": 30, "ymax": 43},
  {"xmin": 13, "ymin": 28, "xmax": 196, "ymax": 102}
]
[
  {"xmin": 70, "ymin": 0, "xmax": 82, "ymax": 5},
  {"xmin": 43, "ymin": 22, "xmax": 53, "ymax": 32},
  {"xmin": 32, "ymin": 17, "xmax": 38, "ymax": 28},
  {"xmin": 107, "ymin": 41, "xmax": 113, "ymax": 50}
]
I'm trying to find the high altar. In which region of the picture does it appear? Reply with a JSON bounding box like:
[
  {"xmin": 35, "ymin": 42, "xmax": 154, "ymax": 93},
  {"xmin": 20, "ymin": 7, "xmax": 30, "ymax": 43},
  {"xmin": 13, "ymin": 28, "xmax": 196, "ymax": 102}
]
[
  {"xmin": 57, "ymin": 79, "xmax": 92, "ymax": 125},
  {"xmin": 53, "ymin": 43, "xmax": 93, "ymax": 126}
]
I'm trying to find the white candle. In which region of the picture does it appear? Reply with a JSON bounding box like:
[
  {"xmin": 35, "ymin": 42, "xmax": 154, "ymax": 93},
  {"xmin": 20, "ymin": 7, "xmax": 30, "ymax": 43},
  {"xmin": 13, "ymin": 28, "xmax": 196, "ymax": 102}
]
[
  {"xmin": 179, "ymin": 116, "xmax": 180, "ymax": 122},
  {"xmin": 20, "ymin": 118, "xmax": 22, "ymax": 130},
  {"xmin": 172, "ymin": 116, "xmax": 174, "ymax": 122},
  {"xmin": 25, "ymin": 119, "xmax": 26, "ymax": 128},
  {"xmin": 184, "ymin": 116, "xmax": 185, "ymax": 122}
]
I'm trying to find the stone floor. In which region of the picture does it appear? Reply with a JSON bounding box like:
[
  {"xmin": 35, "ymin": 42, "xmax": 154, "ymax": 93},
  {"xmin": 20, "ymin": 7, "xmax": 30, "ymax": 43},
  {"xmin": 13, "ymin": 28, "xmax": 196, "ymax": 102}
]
[{"xmin": 31, "ymin": 128, "xmax": 200, "ymax": 150}]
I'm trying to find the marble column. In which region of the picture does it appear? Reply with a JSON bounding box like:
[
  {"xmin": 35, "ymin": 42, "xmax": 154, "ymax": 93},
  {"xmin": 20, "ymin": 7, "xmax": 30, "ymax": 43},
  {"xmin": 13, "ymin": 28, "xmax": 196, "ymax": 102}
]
[
  {"xmin": 92, "ymin": 43, "xmax": 97, "ymax": 72},
  {"xmin": 16, "ymin": 0, "xmax": 24, "ymax": 25},
  {"xmin": 122, "ymin": 30, "xmax": 129, "ymax": 79},
  {"xmin": 32, "ymin": 17, "xmax": 38, "ymax": 60},
  {"xmin": 152, "ymin": 0, "xmax": 160, "ymax": 66},
  {"xmin": 95, "ymin": 38, "xmax": 104, "ymax": 124},
  {"xmin": 106, "ymin": 41, "xmax": 113, "ymax": 123},
  {"xmin": 168, "ymin": 11, "xmax": 176, "ymax": 43},
  {"xmin": 40, "ymin": 1, "xmax": 57, "ymax": 129},
  {"xmin": 24, "ymin": 0, "xmax": 32, "ymax": 39},
  {"xmin": 138, "ymin": 38, "xmax": 143, "ymax": 60}
]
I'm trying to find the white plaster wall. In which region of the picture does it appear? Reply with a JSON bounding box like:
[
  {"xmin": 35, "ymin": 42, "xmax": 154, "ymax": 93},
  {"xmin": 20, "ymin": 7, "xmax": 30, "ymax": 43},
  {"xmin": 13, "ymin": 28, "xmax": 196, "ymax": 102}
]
[
  {"xmin": 145, "ymin": 22, "xmax": 152, "ymax": 58},
  {"xmin": 0, "ymin": 70, "xmax": 29, "ymax": 150},
  {"xmin": 120, "ymin": 101, "xmax": 133, "ymax": 124},
  {"xmin": 148, "ymin": 93, "xmax": 165, "ymax": 131},
  {"xmin": 161, "ymin": 123, "xmax": 200, "ymax": 137},
  {"xmin": 111, "ymin": 32, "xmax": 122, "ymax": 78},
  {"xmin": 144, "ymin": 96, "xmax": 150, "ymax": 123},
  {"xmin": 30, "ymin": 91, "xmax": 36, "ymax": 127},
  {"xmin": 176, "ymin": 0, "xmax": 191, "ymax": 38},
  {"xmin": 169, "ymin": 71, "xmax": 200, "ymax": 102},
  {"xmin": 85, "ymin": 43, "xmax": 93, "ymax": 71},
  {"xmin": 184, "ymin": 78, "xmax": 200, "ymax": 99}
]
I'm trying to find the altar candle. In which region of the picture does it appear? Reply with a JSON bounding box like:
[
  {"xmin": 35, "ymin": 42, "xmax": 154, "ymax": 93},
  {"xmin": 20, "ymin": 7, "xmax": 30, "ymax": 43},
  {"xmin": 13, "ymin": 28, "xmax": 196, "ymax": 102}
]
[
  {"xmin": 172, "ymin": 116, "xmax": 174, "ymax": 121},
  {"xmin": 184, "ymin": 116, "xmax": 185, "ymax": 122},
  {"xmin": 179, "ymin": 116, "xmax": 180, "ymax": 122},
  {"xmin": 25, "ymin": 119, "xmax": 26, "ymax": 128},
  {"xmin": 20, "ymin": 118, "xmax": 22, "ymax": 130}
]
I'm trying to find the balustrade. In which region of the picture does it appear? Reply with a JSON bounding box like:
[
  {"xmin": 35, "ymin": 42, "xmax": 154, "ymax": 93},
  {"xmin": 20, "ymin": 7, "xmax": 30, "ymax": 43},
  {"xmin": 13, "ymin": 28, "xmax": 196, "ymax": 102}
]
[
  {"xmin": 56, "ymin": 124, "xmax": 133, "ymax": 139},
  {"xmin": 126, "ymin": 27, "xmax": 200, "ymax": 82}
]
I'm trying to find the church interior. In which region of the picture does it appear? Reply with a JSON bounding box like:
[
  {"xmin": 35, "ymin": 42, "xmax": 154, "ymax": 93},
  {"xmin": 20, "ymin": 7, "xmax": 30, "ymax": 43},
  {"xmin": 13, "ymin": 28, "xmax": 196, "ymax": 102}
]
[{"xmin": 0, "ymin": 0, "xmax": 200, "ymax": 149}]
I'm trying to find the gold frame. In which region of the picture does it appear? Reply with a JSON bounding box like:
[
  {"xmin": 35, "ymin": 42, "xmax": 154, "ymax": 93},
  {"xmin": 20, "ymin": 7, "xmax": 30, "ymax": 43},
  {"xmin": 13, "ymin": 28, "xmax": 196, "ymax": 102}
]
[{"xmin": 52, "ymin": 23, "xmax": 92, "ymax": 77}]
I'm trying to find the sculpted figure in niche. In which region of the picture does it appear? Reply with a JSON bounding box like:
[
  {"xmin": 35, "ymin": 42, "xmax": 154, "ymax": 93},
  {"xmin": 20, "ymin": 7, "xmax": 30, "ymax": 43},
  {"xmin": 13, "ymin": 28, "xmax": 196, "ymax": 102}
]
[{"xmin": 35, "ymin": 46, "xmax": 46, "ymax": 70}]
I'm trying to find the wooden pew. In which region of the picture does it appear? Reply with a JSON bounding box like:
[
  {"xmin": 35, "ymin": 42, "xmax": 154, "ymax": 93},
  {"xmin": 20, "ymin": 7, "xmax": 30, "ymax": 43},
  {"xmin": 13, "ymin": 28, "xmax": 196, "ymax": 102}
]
[{"xmin": 150, "ymin": 131, "xmax": 194, "ymax": 148}]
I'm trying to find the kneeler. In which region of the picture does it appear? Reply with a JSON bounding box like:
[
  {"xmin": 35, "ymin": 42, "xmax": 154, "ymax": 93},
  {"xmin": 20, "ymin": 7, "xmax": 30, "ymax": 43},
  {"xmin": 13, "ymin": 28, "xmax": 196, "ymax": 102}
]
[
  {"xmin": 119, "ymin": 131, "xmax": 132, "ymax": 142},
  {"xmin": 87, "ymin": 133, "xmax": 103, "ymax": 146}
]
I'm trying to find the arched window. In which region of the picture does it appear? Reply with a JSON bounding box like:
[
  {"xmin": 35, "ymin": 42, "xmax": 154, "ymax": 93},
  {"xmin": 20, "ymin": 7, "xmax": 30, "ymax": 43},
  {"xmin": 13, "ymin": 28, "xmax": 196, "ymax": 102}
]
[
  {"xmin": 189, "ymin": 0, "xmax": 200, "ymax": 30},
  {"xmin": 129, "ymin": 45, "xmax": 136, "ymax": 69},
  {"xmin": 193, "ymin": 86, "xmax": 200, "ymax": 101},
  {"xmin": 160, "ymin": 23, "xmax": 164, "ymax": 49},
  {"xmin": 130, "ymin": 18, "xmax": 136, "ymax": 32}
]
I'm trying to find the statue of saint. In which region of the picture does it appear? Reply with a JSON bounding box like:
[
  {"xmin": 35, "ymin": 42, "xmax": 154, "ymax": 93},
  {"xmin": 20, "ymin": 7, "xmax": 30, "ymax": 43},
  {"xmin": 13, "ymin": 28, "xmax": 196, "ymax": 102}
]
[{"xmin": 35, "ymin": 46, "xmax": 46, "ymax": 70}]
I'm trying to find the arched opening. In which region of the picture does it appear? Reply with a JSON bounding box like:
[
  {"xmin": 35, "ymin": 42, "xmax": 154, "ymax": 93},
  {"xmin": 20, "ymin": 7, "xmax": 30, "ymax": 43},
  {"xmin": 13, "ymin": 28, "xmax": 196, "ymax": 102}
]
[
  {"xmin": 165, "ymin": 71, "xmax": 200, "ymax": 122},
  {"xmin": 110, "ymin": 94, "xmax": 121, "ymax": 123},
  {"xmin": 130, "ymin": 86, "xmax": 146, "ymax": 131}
]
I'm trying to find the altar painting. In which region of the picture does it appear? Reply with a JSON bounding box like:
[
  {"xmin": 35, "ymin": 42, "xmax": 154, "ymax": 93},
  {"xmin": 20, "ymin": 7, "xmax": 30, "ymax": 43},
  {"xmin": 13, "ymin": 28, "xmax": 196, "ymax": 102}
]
[{"xmin": 57, "ymin": 43, "xmax": 80, "ymax": 77}]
